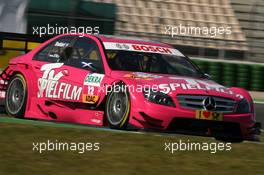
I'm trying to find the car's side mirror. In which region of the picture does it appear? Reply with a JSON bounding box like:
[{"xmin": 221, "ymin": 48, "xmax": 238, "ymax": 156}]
[{"xmin": 203, "ymin": 73, "xmax": 212, "ymax": 80}]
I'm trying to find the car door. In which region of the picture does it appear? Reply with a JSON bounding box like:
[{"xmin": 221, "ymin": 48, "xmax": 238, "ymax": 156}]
[
  {"xmin": 31, "ymin": 35, "xmax": 106, "ymax": 122},
  {"xmin": 32, "ymin": 36, "xmax": 77, "ymax": 100},
  {"xmin": 57, "ymin": 36, "xmax": 106, "ymax": 105}
]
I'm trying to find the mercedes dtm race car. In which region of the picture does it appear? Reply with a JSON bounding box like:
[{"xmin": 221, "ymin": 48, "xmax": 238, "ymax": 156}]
[{"xmin": 0, "ymin": 34, "xmax": 261, "ymax": 141}]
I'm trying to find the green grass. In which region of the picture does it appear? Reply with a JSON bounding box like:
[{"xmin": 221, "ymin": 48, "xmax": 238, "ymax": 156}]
[{"xmin": 0, "ymin": 118, "xmax": 263, "ymax": 175}]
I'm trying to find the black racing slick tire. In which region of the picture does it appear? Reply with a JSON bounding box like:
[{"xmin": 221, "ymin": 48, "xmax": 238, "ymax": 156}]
[
  {"xmin": 105, "ymin": 83, "xmax": 130, "ymax": 129},
  {"xmin": 5, "ymin": 74, "xmax": 27, "ymax": 118}
]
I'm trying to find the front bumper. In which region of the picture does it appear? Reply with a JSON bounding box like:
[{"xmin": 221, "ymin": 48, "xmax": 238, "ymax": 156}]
[{"xmin": 129, "ymin": 100, "xmax": 261, "ymax": 140}]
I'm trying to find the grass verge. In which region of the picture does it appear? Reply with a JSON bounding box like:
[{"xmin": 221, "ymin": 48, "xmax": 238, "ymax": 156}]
[{"xmin": 0, "ymin": 117, "xmax": 263, "ymax": 175}]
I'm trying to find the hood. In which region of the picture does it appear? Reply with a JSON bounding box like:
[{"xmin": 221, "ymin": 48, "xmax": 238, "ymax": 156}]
[{"xmin": 111, "ymin": 71, "xmax": 243, "ymax": 101}]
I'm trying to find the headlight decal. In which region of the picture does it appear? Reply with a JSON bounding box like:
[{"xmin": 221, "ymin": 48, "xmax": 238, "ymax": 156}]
[
  {"xmin": 236, "ymin": 98, "xmax": 251, "ymax": 114},
  {"xmin": 143, "ymin": 89, "xmax": 175, "ymax": 107}
]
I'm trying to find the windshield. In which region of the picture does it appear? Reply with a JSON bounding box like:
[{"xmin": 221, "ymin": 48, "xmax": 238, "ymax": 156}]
[{"xmin": 105, "ymin": 50, "xmax": 203, "ymax": 78}]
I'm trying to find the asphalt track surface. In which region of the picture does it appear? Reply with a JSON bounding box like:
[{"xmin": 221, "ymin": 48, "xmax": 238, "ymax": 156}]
[{"xmin": 255, "ymin": 103, "xmax": 264, "ymax": 125}]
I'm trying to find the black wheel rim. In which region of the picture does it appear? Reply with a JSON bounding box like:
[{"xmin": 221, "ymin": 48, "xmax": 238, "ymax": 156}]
[
  {"xmin": 6, "ymin": 77, "xmax": 25, "ymax": 115},
  {"xmin": 107, "ymin": 90, "xmax": 129, "ymax": 126}
]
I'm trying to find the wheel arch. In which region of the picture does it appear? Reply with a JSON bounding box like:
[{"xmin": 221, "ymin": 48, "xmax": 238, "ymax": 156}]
[
  {"xmin": 98, "ymin": 79, "xmax": 126, "ymax": 109},
  {"xmin": 7, "ymin": 66, "xmax": 37, "ymax": 113},
  {"xmin": 98, "ymin": 79, "xmax": 131, "ymax": 127}
]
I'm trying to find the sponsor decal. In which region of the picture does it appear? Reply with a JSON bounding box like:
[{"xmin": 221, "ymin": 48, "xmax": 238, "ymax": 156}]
[
  {"xmin": 81, "ymin": 62, "xmax": 93, "ymax": 69},
  {"xmin": 158, "ymin": 77, "xmax": 243, "ymax": 98},
  {"xmin": 54, "ymin": 41, "xmax": 69, "ymax": 47},
  {"xmin": 82, "ymin": 94, "xmax": 99, "ymax": 104},
  {"xmin": 235, "ymin": 94, "xmax": 244, "ymax": 99},
  {"xmin": 49, "ymin": 54, "xmax": 60, "ymax": 58},
  {"xmin": 91, "ymin": 118, "xmax": 101, "ymax": 124},
  {"xmin": 0, "ymin": 91, "xmax": 5, "ymax": 98},
  {"xmin": 87, "ymin": 86, "xmax": 95, "ymax": 95},
  {"xmin": 196, "ymin": 110, "xmax": 223, "ymax": 121},
  {"xmin": 103, "ymin": 42, "xmax": 184, "ymax": 56},
  {"xmin": 84, "ymin": 73, "xmax": 104, "ymax": 87},
  {"xmin": 124, "ymin": 72, "xmax": 162, "ymax": 80},
  {"xmin": 158, "ymin": 82, "xmax": 234, "ymax": 95},
  {"xmin": 116, "ymin": 43, "xmax": 130, "ymax": 50},
  {"xmin": 132, "ymin": 45, "xmax": 172, "ymax": 54},
  {"xmin": 82, "ymin": 75, "xmax": 103, "ymax": 103},
  {"xmin": 38, "ymin": 63, "xmax": 82, "ymax": 100}
]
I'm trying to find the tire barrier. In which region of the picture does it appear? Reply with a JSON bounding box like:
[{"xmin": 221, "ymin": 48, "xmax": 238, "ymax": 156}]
[
  {"xmin": 251, "ymin": 65, "xmax": 264, "ymax": 91},
  {"xmin": 193, "ymin": 59, "xmax": 264, "ymax": 91}
]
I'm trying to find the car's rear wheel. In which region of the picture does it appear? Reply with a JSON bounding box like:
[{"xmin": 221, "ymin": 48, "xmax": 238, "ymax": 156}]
[
  {"xmin": 5, "ymin": 74, "xmax": 27, "ymax": 118},
  {"xmin": 106, "ymin": 83, "xmax": 130, "ymax": 129}
]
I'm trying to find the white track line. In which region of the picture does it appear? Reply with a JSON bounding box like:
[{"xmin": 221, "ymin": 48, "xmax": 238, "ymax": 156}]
[
  {"xmin": 254, "ymin": 101, "xmax": 264, "ymax": 104},
  {"xmin": 244, "ymin": 141, "xmax": 264, "ymax": 145}
]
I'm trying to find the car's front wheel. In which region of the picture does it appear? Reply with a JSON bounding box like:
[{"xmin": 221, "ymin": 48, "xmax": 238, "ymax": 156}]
[
  {"xmin": 5, "ymin": 74, "xmax": 27, "ymax": 118},
  {"xmin": 106, "ymin": 83, "xmax": 130, "ymax": 129}
]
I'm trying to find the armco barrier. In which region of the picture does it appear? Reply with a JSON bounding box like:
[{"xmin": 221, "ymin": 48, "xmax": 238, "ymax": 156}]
[{"xmin": 192, "ymin": 58, "xmax": 264, "ymax": 91}]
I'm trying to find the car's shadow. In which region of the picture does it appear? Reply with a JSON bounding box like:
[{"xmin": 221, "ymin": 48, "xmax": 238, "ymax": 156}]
[
  {"xmin": 0, "ymin": 106, "xmax": 260, "ymax": 143},
  {"xmin": 0, "ymin": 105, "xmax": 5, "ymax": 113}
]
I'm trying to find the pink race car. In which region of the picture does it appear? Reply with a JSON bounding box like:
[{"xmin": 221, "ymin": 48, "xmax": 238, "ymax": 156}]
[{"xmin": 0, "ymin": 34, "xmax": 261, "ymax": 141}]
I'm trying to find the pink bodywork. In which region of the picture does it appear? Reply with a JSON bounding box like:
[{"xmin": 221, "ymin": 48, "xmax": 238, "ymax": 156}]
[{"xmin": 0, "ymin": 34, "xmax": 258, "ymax": 140}]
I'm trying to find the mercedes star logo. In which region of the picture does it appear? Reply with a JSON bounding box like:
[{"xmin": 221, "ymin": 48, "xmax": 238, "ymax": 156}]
[{"xmin": 203, "ymin": 97, "xmax": 216, "ymax": 111}]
